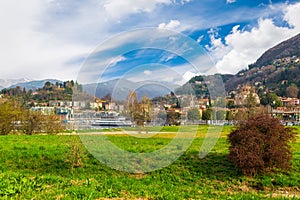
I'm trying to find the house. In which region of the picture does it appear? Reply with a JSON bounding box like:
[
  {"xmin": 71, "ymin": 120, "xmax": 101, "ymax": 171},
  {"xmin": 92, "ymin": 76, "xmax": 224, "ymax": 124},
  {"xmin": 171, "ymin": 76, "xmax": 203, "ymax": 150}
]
[
  {"xmin": 234, "ymin": 85, "xmax": 260, "ymax": 106},
  {"xmin": 279, "ymin": 97, "xmax": 300, "ymax": 107}
]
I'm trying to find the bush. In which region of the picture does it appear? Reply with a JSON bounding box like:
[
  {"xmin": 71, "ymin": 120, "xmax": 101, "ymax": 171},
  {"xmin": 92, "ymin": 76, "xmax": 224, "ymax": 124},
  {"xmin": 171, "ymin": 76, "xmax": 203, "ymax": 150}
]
[
  {"xmin": 0, "ymin": 100, "xmax": 22, "ymax": 135},
  {"xmin": 228, "ymin": 114, "xmax": 297, "ymax": 175}
]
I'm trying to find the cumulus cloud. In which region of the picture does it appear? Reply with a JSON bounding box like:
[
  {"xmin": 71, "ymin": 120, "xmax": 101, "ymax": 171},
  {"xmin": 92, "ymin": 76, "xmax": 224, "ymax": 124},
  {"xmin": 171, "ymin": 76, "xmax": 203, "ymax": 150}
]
[
  {"xmin": 158, "ymin": 20, "xmax": 181, "ymax": 30},
  {"xmin": 208, "ymin": 2, "xmax": 300, "ymax": 74}
]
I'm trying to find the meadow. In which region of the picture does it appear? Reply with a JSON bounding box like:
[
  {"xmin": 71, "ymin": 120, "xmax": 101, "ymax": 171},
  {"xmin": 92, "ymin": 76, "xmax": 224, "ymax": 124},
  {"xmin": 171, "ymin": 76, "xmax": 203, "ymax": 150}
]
[{"xmin": 0, "ymin": 126, "xmax": 299, "ymax": 199}]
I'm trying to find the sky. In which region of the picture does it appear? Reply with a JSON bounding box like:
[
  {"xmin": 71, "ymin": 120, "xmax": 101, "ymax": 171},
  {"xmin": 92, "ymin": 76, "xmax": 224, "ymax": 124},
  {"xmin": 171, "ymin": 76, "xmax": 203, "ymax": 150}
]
[{"xmin": 1, "ymin": 0, "xmax": 300, "ymax": 85}]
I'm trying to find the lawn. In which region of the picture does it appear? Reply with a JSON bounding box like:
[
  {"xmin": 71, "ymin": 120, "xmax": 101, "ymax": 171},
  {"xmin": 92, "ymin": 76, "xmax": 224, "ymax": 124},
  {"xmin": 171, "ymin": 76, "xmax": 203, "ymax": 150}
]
[{"xmin": 0, "ymin": 125, "xmax": 299, "ymax": 199}]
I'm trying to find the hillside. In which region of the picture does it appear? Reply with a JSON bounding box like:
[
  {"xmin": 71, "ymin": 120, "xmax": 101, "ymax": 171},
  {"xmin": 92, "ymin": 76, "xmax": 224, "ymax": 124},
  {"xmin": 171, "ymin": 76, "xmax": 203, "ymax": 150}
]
[
  {"xmin": 251, "ymin": 33, "xmax": 300, "ymax": 69},
  {"xmin": 224, "ymin": 33, "xmax": 300, "ymax": 94},
  {"xmin": 0, "ymin": 78, "xmax": 32, "ymax": 89},
  {"xmin": 84, "ymin": 79, "xmax": 179, "ymax": 101},
  {"xmin": 9, "ymin": 79, "xmax": 62, "ymax": 91},
  {"xmin": 176, "ymin": 33, "xmax": 300, "ymax": 97}
]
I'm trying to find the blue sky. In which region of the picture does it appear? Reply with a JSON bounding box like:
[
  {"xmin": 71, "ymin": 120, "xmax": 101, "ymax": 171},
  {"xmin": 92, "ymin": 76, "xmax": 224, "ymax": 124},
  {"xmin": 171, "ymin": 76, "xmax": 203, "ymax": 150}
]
[{"xmin": 0, "ymin": 0, "xmax": 300, "ymax": 85}]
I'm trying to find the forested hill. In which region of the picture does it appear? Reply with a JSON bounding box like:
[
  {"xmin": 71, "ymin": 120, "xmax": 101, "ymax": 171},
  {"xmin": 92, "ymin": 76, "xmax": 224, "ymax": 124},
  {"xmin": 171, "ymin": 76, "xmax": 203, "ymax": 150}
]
[
  {"xmin": 224, "ymin": 33, "xmax": 300, "ymax": 95},
  {"xmin": 250, "ymin": 33, "xmax": 300, "ymax": 69},
  {"xmin": 177, "ymin": 33, "xmax": 300, "ymax": 97}
]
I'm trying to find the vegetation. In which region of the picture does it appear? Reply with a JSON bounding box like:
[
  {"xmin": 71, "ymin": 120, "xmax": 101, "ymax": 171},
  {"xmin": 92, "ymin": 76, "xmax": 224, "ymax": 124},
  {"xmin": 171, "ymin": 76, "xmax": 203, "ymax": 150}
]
[
  {"xmin": 126, "ymin": 92, "xmax": 151, "ymax": 127},
  {"xmin": 187, "ymin": 108, "xmax": 200, "ymax": 121},
  {"xmin": 228, "ymin": 114, "xmax": 297, "ymax": 175},
  {"xmin": 0, "ymin": 80, "xmax": 86, "ymax": 105},
  {"xmin": 260, "ymin": 93, "xmax": 282, "ymax": 108},
  {"xmin": 0, "ymin": 126, "xmax": 299, "ymax": 199},
  {"xmin": 0, "ymin": 98, "xmax": 64, "ymax": 135}
]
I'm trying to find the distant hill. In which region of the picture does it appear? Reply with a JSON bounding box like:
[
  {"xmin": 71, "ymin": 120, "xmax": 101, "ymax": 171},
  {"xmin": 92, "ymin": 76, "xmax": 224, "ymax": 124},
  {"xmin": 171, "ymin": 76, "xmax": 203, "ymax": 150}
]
[
  {"xmin": 251, "ymin": 33, "xmax": 300, "ymax": 69},
  {"xmin": 0, "ymin": 78, "xmax": 32, "ymax": 89},
  {"xmin": 9, "ymin": 79, "xmax": 62, "ymax": 91},
  {"xmin": 176, "ymin": 33, "xmax": 300, "ymax": 97},
  {"xmin": 224, "ymin": 33, "xmax": 300, "ymax": 94},
  {"xmin": 175, "ymin": 74, "xmax": 232, "ymax": 98},
  {"xmin": 2, "ymin": 78, "xmax": 179, "ymax": 101},
  {"xmin": 83, "ymin": 79, "xmax": 179, "ymax": 101}
]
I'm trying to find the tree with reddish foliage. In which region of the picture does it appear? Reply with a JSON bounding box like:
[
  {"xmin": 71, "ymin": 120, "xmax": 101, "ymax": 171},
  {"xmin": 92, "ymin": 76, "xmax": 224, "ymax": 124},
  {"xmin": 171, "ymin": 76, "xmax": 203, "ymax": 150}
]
[{"xmin": 228, "ymin": 114, "xmax": 297, "ymax": 175}]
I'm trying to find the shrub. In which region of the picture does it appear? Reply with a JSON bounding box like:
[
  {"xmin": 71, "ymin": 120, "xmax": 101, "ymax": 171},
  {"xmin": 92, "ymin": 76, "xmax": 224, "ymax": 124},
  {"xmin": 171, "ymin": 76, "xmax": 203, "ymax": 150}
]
[{"xmin": 228, "ymin": 114, "xmax": 297, "ymax": 175}]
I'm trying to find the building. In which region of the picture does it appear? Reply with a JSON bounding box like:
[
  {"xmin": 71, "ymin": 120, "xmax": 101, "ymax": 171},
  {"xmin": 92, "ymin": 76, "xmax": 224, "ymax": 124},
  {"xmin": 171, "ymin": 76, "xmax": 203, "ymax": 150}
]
[
  {"xmin": 234, "ymin": 85, "xmax": 260, "ymax": 106},
  {"xmin": 279, "ymin": 97, "xmax": 300, "ymax": 107}
]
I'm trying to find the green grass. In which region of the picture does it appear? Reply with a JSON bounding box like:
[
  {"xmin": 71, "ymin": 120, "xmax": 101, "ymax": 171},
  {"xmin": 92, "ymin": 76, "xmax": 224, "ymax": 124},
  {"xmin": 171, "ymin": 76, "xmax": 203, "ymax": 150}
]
[{"xmin": 0, "ymin": 125, "xmax": 299, "ymax": 199}]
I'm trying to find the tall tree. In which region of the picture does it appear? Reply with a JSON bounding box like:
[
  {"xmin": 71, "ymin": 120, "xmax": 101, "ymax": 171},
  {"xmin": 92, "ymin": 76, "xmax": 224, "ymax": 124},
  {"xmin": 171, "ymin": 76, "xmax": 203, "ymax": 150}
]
[
  {"xmin": 126, "ymin": 92, "xmax": 153, "ymax": 132},
  {"xmin": 202, "ymin": 108, "xmax": 212, "ymax": 120},
  {"xmin": 246, "ymin": 91, "xmax": 257, "ymax": 118}
]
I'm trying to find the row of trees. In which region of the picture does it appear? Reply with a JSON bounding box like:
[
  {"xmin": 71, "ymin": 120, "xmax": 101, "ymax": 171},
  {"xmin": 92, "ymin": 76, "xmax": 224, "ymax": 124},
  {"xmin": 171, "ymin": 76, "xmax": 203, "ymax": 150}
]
[
  {"xmin": 0, "ymin": 98, "xmax": 64, "ymax": 135},
  {"xmin": 0, "ymin": 80, "xmax": 85, "ymax": 105}
]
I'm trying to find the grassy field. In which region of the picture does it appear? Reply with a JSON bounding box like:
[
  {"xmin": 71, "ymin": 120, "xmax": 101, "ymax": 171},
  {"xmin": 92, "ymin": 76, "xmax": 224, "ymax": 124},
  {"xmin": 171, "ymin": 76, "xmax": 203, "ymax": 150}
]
[{"xmin": 0, "ymin": 126, "xmax": 299, "ymax": 199}]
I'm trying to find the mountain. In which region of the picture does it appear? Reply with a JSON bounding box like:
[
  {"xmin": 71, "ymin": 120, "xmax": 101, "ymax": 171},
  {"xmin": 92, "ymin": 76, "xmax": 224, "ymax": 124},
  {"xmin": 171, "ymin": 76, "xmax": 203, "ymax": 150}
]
[
  {"xmin": 175, "ymin": 74, "xmax": 233, "ymax": 98},
  {"xmin": 2, "ymin": 77, "xmax": 179, "ymax": 100},
  {"xmin": 177, "ymin": 33, "xmax": 300, "ymax": 97},
  {"xmin": 250, "ymin": 33, "xmax": 300, "ymax": 69},
  {"xmin": 9, "ymin": 79, "xmax": 62, "ymax": 91},
  {"xmin": 224, "ymin": 33, "xmax": 300, "ymax": 93},
  {"xmin": 83, "ymin": 79, "xmax": 180, "ymax": 100},
  {"xmin": 0, "ymin": 78, "xmax": 32, "ymax": 89}
]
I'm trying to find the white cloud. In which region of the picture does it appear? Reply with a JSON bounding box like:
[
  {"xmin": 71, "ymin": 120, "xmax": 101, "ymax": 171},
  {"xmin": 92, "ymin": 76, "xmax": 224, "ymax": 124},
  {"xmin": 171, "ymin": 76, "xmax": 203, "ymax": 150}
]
[
  {"xmin": 197, "ymin": 35, "xmax": 204, "ymax": 43},
  {"xmin": 283, "ymin": 1, "xmax": 300, "ymax": 28},
  {"xmin": 158, "ymin": 20, "xmax": 181, "ymax": 30},
  {"xmin": 183, "ymin": 71, "xmax": 199, "ymax": 81},
  {"xmin": 226, "ymin": 0, "xmax": 237, "ymax": 4},
  {"xmin": 0, "ymin": 0, "xmax": 93, "ymax": 81},
  {"xmin": 104, "ymin": 0, "xmax": 171, "ymax": 19},
  {"xmin": 1, "ymin": 0, "xmax": 299, "ymax": 83},
  {"xmin": 144, "ymin": 70, "xmax": 153, "ymax": 75},
  {"xmin": 110, "ymin": 56, "xmax": 127, "ymax": 66},
  {"xmin": 177, "ymin": 0, "xmax": 192, "ymax": 5},
  {"xmin": 208, "ymin": 2, "xmax": 300, "ymax": 74}
]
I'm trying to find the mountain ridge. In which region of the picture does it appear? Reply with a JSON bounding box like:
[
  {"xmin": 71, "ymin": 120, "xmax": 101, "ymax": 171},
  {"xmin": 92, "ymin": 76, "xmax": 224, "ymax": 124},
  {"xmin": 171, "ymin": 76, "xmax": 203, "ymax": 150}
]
[{"xmin": 250, "ymin": 33, "xmax": 300, "ymax": 69}]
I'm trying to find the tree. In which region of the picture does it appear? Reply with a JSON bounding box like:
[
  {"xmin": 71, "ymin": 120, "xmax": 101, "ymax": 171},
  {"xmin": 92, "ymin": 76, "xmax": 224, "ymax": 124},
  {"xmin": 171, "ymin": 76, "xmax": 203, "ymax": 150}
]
[
  {"xmin": 167, "ymin": 111, "xmax": 181, "ymax": 126},
  {"xmin": 21, "ymin": 110, "xmax": 43, "ymax": 135},
  {"xmin": 187, "ymin": 108, "xmax": 200, "ymax": 121},
  {"xmin": 42, "ymin": 114, "xmax": 65, "ymax": 134},
  {"xmin": 226, "ymin": 110, "xmax": 234, "ymax": 121},
  {"xmin": 0, "ymin": 99, "xmax": 22, "ymax": 135},
  {"xmin": 216, "ymin": 110, "xmax": 226, "ymax": 120},
  {"xmin": 234, "ymin": 109, "xmax": 247, "ymax": 121},
  {"xmin": 126, "ymin": 92, "xmax": 152, "ymax": 131},
  {"xmin": 140, "ymin": 95, "xmax": 152, "ymax": 125},
  {"xmin": 126, "ymin": 91, "xmax": 139, "ymax": 122},
  {"xmin": 286, "ymin": 85, "xmax": 299, "ymax": 98},
  {"xmin": 228, "ymin": 114, "xmax": 296, "ymax": 175},
  {"xmin": 202, "ymin": 108, "xmax": 212, "ymax": 120},
  {"xmin": 213, "ymin": 97, "xmax": 226, "ymax": 107},
  {"xmin": 246, "ymin": 91, "xmax": 257, "ymax": 118},
  {"xmin": 260, "ymin": 93, "xmax": 282, "ymax": 108}
]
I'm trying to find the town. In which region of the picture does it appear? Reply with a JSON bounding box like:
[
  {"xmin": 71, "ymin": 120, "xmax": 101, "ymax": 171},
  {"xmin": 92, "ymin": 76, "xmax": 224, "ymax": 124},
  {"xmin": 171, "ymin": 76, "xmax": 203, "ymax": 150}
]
[{"xmin": 1, "ymin": 71, "xmax": 300, "ymax": 134}]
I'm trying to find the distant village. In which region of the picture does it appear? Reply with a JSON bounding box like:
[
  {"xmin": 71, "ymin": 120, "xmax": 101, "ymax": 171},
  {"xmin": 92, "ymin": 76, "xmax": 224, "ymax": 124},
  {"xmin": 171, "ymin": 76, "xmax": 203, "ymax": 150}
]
[
  {"xmin": 1, "ymin": 55, "xmax": 300, "ymax": 130},
  {"xmin": 1, "ymin": 84, "xmax": 299, "ymax": 130}
]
